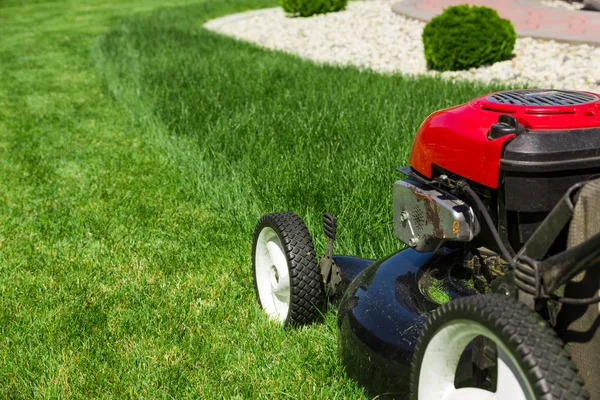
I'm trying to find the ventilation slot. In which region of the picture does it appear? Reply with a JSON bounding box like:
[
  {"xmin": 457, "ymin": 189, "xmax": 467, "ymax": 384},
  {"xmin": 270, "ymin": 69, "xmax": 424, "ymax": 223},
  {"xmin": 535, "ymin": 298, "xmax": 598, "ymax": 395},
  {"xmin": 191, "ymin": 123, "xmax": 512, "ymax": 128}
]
[{"xmin": 487, "ymin": 90, "xmax": 598, "ymax": 107}]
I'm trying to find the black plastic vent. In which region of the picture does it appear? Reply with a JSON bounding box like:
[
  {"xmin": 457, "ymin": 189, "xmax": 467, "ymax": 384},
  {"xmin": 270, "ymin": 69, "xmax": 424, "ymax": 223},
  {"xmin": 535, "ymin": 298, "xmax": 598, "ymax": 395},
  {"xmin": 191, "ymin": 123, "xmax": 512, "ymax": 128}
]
[{"xmin": 487, "ymin": 90, "xmax": 598, "ymax": 107}]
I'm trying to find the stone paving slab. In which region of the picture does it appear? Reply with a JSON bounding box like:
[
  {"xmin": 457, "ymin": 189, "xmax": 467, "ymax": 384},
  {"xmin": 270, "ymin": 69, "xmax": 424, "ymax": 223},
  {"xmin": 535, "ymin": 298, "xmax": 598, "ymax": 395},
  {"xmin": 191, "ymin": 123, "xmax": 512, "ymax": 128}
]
[{"xmin": 392, "ymin": 0, "xmax": 600, "ymax": 45}]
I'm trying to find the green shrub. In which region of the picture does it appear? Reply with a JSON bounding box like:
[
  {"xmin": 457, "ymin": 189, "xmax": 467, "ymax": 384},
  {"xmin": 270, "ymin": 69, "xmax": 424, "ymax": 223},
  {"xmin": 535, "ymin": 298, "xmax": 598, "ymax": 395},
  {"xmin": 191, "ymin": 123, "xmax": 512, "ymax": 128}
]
[
  {"xmin": 422, "ymin": 5, "xmax": 516, "ymax": 71},
  {"xmin": 280, "ymin": 0, "xmax": 347, "ymax": 17}
]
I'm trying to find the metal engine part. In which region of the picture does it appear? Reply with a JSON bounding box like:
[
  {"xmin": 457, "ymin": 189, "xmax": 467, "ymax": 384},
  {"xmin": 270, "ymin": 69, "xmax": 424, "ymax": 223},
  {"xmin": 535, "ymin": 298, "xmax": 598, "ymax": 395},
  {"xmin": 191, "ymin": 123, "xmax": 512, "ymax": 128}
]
[{"xmin": 393, "ymin": 179, "xmax": 479, "ymax": 252}]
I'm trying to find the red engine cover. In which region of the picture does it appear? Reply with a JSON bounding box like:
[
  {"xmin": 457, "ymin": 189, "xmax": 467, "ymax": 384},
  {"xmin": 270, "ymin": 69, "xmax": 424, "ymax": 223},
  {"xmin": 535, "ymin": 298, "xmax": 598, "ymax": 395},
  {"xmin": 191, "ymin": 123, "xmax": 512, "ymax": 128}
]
[{"xmin": 409, "ymin": 90, "xmax": 600, "ymax": 188}]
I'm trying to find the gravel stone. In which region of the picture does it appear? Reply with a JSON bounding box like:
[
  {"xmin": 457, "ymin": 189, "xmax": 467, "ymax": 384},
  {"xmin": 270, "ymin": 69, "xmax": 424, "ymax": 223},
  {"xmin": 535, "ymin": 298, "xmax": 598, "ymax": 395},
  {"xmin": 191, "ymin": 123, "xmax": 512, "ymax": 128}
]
[
  {"xmin": 205, "ymin": 0, "xmax": 600, "ymax": 92},
  {"xmin": 541, "ymin": 0, "xmax": 584, "ymax": 10}
]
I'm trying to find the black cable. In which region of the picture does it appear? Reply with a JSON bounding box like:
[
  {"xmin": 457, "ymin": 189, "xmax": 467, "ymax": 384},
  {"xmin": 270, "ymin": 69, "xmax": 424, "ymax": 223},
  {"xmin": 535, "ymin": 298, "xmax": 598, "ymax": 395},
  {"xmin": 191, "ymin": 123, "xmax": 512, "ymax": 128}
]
[
  {"xmin": 457, "ymin": 181, "xmax": 514, "ymax": 268},
  {"xmin": 550, "ymin": 294, "xmax": 600, "ymax": 306}
]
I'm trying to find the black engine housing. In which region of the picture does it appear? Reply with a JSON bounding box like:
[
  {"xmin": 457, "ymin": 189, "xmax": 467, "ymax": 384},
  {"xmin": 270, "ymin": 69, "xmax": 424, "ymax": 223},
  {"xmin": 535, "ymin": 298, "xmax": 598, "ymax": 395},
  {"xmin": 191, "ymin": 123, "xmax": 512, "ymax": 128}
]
[{"xmin": 500, "ymin": 126, "xmax": 600, "ymax": 250}]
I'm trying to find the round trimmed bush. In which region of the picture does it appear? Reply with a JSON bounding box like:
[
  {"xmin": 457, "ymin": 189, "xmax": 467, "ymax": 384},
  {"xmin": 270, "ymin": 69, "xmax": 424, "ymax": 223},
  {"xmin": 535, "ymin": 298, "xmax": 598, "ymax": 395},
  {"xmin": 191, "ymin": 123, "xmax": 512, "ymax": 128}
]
[
  {"xmin": 280, "ymin": 0, "xmax": 347, "ymax": 17},
  {"xmin": 422, "ymin": 5, "xmax": 517, "ymax": 72}
]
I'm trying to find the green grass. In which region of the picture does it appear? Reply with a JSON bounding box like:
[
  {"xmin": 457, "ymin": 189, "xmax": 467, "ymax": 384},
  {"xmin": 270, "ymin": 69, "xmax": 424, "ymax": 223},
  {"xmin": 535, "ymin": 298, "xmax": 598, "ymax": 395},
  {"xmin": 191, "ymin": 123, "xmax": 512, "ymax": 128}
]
[{"xmin": 0, "ymin": 0, "xmax": 509, "ymax": 397}]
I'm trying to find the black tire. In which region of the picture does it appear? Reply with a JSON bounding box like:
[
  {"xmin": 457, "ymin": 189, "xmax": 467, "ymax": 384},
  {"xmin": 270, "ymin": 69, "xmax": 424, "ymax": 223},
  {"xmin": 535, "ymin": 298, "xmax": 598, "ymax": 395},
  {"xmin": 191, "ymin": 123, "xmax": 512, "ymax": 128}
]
[
  {"xmin": 252, "ymin": 212, "xmax": 325, "ymax": 327},
  {"xmin": 410, "ymin": 294, "xmax": 589, "ymax": 400}
]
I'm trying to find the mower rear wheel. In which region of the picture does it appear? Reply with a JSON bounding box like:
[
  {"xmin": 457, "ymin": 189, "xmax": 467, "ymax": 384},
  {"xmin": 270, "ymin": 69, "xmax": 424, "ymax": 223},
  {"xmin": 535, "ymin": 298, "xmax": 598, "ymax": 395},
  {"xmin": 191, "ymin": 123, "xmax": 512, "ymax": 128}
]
[
  {"xmin": 411, "ymin": 294, "xmax": 588, "ymax": 400},
  {"xmin": 252, "ymin": 212, "xmax": 325, "ymax": 327}
]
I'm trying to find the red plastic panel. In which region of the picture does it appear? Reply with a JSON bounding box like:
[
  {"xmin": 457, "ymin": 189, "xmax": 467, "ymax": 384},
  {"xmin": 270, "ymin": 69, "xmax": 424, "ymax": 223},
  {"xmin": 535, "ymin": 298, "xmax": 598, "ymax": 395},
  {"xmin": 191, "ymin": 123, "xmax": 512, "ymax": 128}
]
[{"xmin": 409, "ymin": 91, "xmax": 600, "ymax": 189}]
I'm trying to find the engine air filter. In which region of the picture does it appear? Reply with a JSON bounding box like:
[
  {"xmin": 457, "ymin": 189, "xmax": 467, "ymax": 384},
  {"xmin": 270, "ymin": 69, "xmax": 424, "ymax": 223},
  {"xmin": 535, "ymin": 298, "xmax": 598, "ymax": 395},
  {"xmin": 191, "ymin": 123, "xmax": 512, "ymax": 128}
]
[{"xmin": 487, "ymin": 90, "xmax": 598, "ymax": 107}]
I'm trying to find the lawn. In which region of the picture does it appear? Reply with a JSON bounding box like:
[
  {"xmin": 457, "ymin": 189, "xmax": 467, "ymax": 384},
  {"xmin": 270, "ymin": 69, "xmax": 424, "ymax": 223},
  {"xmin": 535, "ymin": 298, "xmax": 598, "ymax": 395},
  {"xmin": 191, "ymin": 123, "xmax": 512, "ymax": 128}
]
[{"xmin": 0, "ymin": 0, "xmax": 508, "ymax": 397}]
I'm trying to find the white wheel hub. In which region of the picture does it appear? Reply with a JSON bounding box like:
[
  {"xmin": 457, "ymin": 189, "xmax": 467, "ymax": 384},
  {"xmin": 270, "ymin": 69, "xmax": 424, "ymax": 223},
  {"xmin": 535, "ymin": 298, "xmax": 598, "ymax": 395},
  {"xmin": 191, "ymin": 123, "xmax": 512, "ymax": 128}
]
[
  {"xmin": 418, "ymin": 319, "xmax": 535, "ymax": 400},
  {"xmin": 254, "ymin": 227, "xmax": 291, "ymax": 322}
]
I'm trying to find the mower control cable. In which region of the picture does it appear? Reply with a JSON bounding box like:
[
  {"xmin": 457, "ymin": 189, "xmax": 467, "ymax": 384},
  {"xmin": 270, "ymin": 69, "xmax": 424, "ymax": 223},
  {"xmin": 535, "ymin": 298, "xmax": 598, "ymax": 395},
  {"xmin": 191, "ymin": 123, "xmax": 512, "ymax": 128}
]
[
  {"xmin": 457, "ymin": 181, "xmax": 515, "ymax": 268},
  {"xmin": 550, "ymin": 293, "xmax": 600, "ymax": 305}
]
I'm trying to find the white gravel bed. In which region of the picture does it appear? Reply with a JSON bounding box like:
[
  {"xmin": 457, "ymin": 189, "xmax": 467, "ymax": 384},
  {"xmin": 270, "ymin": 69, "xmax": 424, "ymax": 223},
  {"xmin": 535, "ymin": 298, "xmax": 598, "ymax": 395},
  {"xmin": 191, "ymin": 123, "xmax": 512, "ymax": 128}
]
[
  {"xmin": 541, "ymin": 0, "xmax": 584, "ymax": 10},
  {"xmin": 204, "ymin": 1, "xmax": 600, "ymax": 92}
]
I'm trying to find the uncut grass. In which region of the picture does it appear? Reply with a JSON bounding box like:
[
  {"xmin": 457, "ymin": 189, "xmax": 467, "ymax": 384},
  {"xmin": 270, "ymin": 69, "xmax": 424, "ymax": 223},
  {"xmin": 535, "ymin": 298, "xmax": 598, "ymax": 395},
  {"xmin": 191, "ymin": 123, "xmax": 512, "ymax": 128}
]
[
  {"xmin": 1, "ymin": 0, "xmax": 509, "ymax": 397},
  {"xmin": 98, "ymin": 6, "xmax": 510, "ymax": 257}
]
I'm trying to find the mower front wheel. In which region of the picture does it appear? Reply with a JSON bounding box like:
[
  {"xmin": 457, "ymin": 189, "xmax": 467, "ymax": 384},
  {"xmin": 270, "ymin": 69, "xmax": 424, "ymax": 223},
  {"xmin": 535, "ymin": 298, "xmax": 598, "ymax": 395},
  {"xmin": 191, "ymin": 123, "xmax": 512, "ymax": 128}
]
[
  {"xmin": 252, "ymin": 212, "xmax": 325, "ymax": 327},
  {"xmin": 411, "ymin": 294, "xmax": 588, "ymax": 400}
]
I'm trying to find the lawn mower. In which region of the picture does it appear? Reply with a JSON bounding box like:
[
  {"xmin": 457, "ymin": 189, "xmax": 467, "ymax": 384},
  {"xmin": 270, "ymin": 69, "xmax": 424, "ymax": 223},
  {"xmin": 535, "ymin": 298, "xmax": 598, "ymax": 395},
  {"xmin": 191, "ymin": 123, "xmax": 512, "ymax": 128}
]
[{"xmin": 251, "ymin": 89, "xmax": 600, "ymax": 400}]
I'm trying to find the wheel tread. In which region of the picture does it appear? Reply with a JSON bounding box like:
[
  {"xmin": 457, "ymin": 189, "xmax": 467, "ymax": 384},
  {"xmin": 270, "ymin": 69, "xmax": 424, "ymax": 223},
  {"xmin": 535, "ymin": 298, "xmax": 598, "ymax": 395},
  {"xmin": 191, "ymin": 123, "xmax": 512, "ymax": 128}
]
[
  {"xmin": 410, "ymin": 294, "xmax": 589, "ymax": 399},
  {"xmin": 252, "ymin": 212, "xmax": 325, "ymax": 326}
]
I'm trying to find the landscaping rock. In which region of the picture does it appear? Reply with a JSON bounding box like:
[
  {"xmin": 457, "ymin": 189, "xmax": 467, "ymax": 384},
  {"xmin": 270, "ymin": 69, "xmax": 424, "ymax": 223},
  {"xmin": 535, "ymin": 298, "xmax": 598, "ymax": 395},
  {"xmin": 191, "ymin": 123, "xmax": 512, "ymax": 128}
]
[{"xmin": 204, "ymin": 0, "xmax": 600, "ymax": 92}]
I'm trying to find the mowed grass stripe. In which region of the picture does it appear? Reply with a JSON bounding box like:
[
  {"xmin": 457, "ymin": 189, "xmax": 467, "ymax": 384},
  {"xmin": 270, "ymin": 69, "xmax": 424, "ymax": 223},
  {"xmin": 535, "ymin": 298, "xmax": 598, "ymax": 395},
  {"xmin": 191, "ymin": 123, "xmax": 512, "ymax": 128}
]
[{"xmin": 0, "ymin": 0, "xmax": 509, "ymax": 397}]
